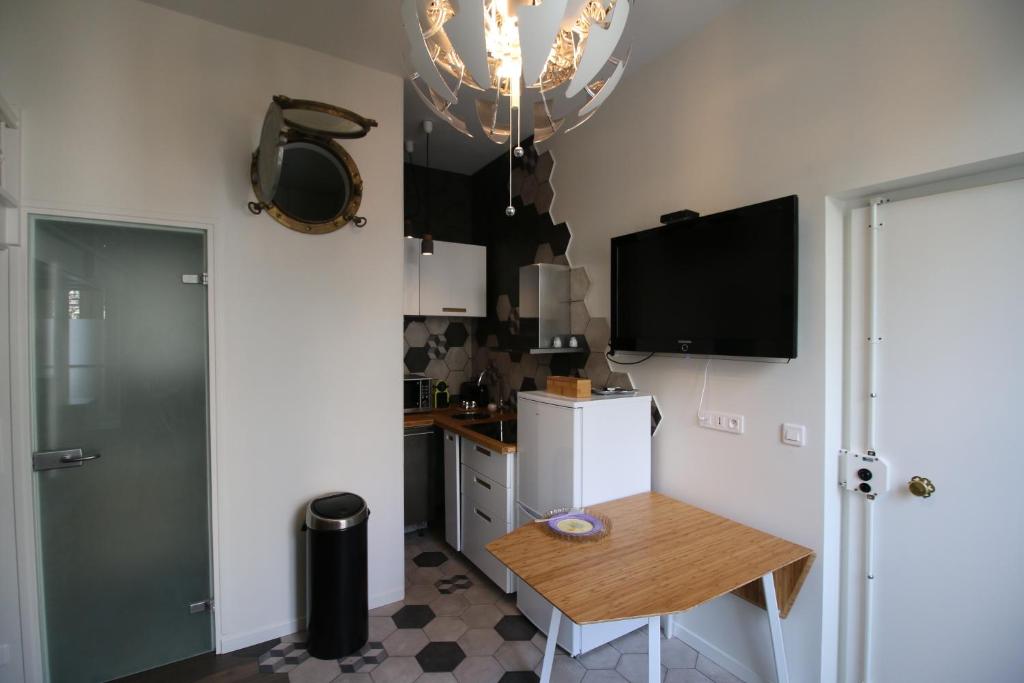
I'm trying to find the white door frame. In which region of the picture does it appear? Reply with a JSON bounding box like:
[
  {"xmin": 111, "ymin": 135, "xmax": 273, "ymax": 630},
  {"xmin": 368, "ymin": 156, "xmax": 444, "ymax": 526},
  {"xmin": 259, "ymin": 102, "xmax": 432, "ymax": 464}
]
[
  {"xmin": 9, "ymin": 204, "xmax": 224, "ymax": 682},
  {"xmin": 830, "ymin": 155, "xmax": 1024, "ymax": 683}
]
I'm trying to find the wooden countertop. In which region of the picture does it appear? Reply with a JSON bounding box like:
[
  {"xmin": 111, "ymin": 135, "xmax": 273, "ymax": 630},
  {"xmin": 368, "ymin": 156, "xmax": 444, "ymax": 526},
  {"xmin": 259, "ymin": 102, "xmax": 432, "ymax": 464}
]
[
  {"xmin": 486, "ymin": 492, "xmax": 814, "ymax": 624},
  {"xmin": 404, "ymin": 406, "xmax": 517, "ymax": 453}
]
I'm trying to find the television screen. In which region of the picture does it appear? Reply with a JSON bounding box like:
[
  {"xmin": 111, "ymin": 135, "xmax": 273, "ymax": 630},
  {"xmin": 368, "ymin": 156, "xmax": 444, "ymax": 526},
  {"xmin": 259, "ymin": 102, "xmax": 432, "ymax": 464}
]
[{"xmin": 611, "ymin": 195, "xmax": 798, "ymax": 359}]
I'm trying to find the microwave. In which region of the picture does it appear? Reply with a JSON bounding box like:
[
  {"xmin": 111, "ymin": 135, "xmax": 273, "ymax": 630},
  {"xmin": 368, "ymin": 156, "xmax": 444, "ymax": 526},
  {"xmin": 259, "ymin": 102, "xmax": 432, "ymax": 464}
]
[{"xmin": 404, "ymin": 374, "xmax": 433, "ymax": 413}]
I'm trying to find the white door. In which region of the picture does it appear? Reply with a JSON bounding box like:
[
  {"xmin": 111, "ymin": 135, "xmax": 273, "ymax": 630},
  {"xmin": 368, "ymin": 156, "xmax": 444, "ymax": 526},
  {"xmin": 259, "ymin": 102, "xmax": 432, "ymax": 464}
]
[{"xmin": 843, "ymin": 178, "xmax": 1024, "ymax": 682}]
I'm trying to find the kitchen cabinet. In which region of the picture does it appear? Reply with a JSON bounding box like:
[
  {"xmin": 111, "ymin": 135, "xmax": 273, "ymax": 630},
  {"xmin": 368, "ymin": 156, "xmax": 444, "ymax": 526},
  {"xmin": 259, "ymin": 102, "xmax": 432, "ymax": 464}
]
[
  {"xmin": 459, "ymin": 434, "xmax": 515, "ymax": 592},
  {"xmin": 404, "ymin": 238, "xmax": 485, "ymax": 317},
  {"xmin": 442, "ymin": 429, "xmax": 461, "ymax": 551}
]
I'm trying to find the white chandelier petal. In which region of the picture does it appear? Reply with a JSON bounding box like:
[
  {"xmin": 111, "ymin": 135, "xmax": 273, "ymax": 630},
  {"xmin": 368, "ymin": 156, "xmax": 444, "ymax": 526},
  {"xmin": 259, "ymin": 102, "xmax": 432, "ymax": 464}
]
[
  {"xmin": 445, "ymin": 0, "xmax": 491, "ymax": 90},
  {"xmin": 518, "ymin": 0, "xmax": 569, "ymax": 87},
  {"xmin": 577, "ymin": 51, "xmax": 629, "ymax": 117},
  {"xmin": 566, "ymin": 0, "xmax": 630, "ymax": 98},
  {"xmin": 402, "ymin": 0, "xmax": 457, "ymax": 104}
]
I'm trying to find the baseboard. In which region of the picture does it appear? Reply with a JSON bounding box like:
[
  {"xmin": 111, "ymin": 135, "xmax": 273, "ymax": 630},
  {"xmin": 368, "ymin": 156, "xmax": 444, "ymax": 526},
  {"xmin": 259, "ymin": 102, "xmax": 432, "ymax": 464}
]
[
  {"xmin": 670, "ymin": 616, "xmax": 767, "ymax": 683},
  {"xmin": 217, "ymin": 587, "xmax": 406, "ymax": 654}
]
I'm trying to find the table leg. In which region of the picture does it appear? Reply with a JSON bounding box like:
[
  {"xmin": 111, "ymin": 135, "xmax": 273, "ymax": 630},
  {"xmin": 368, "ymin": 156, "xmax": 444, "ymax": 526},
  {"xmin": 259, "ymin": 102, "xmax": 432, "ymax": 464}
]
[
  {"xmin": 648, "ymin": 616, "xmax": 661, "ymax": 682},
  {"xmin": 761, "ymin": 572, "xmax": 790, "ymax": 683},
  {"xmin": 539, "ymin": 606, "xmax": 562, "ymax": 683}
]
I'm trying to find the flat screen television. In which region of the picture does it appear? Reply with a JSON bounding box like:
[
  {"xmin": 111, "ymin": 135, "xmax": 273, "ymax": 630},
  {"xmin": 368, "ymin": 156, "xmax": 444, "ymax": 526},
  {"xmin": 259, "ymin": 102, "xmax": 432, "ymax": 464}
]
[{"xmin": 610, "ymin": 195, "xmax": 798, "ymax": 359}]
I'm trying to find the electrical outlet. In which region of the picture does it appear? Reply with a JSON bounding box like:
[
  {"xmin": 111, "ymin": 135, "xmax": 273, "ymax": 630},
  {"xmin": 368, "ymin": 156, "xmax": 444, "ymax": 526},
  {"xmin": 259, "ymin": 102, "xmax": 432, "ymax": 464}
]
[{"xmin": 699, "ymin": 411, "xmax": 744, "ymax": 434}]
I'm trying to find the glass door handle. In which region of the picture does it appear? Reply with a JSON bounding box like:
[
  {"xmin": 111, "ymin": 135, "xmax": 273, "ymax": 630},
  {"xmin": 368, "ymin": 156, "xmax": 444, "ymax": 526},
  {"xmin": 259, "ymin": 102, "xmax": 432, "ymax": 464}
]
[{"xmin": 33, "ymin": 448, "xmax": 102, "ymax": 471}]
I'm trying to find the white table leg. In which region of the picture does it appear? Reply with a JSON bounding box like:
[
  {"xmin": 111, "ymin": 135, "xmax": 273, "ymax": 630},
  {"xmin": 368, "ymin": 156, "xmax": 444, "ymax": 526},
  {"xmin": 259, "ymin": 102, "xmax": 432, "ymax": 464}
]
[
  {"xmin": 761, "ymin": 572, "xmax": 790, "ymax": 683},
  {"xmin": 539, "ymin": 606, "xmax": 562, "ymax": 683},
  {"xmin": 648, "ymin": 616, "xmax": 661, "ymax": 682}
]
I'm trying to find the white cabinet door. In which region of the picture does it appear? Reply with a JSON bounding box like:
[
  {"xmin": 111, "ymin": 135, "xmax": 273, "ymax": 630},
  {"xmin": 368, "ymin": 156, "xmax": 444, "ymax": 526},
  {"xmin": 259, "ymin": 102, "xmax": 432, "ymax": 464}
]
[
  {"xmin": 442, "ymin": 429, "xmax": 461, "ymax": 551},
  {"xmin": 517, "ymin": 398, "xmax": 579, "ymax": 514},
  {"xmin": 419, "ymin": 241, "xmax": 486, "ymax": 317},
  {"xmin": 403, "ymin": 238, "xmax": 421, "ymax": 316}
]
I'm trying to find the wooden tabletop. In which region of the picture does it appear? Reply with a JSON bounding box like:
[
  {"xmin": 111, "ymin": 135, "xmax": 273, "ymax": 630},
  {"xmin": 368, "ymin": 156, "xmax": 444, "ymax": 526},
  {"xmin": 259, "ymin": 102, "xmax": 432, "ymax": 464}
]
[
  {"xmin": 487, "ymin": 492, "xmax": 814, "ymax": 624},
  {"xmin": 403, "ymin": 406, "xmax": 518, "ymax": 453}
]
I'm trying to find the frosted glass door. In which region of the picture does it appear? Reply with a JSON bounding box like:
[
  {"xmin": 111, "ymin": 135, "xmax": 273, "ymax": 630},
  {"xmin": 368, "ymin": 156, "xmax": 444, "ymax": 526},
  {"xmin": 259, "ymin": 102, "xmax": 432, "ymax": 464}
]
[{"xmin": 30, "ymin": 215, "xmax": 212, "ymax": 682}]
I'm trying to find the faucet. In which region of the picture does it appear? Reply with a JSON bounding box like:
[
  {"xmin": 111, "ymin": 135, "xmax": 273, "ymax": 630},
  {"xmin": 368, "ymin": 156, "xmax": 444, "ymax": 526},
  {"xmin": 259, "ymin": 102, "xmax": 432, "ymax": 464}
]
[{"xmin": 477, "ymin": 364, "xmax": 499, "ymax": 404}]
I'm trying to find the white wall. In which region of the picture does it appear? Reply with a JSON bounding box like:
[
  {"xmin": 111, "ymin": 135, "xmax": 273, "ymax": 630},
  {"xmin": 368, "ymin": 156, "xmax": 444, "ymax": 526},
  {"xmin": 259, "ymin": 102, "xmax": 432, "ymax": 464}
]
[
  {"xmin": 547, "ymin": 0, "xmax": 1024, "ymax": 681},
  {"xmin": 0, "ymin": 0, "xmax": 405, "ymax": 671}
]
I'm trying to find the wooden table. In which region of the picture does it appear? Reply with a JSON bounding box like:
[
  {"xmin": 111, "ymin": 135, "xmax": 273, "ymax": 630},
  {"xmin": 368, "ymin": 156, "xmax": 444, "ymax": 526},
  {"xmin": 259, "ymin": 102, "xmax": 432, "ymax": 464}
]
[{"xmin": 487, "ymin": 492, "xmax": 814, "ymax": 683}]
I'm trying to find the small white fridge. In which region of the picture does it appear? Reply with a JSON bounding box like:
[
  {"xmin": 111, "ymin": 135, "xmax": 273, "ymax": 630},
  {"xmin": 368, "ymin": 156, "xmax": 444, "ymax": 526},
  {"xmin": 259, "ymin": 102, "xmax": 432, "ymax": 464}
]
[{"xmin": 514, "ymin": 390, "xmax": 652, "ymax": 656}]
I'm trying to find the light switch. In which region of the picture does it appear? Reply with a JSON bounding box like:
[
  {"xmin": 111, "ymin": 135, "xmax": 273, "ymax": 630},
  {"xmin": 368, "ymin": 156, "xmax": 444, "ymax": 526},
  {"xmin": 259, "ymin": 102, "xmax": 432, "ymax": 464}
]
[{"xmin": 782, "ymin": 423, "xmax": 805, "ymax": 446}]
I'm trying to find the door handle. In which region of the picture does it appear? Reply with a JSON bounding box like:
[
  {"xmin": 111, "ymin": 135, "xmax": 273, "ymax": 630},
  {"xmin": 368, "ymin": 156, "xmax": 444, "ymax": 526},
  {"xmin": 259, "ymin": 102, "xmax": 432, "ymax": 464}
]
[{"xmin": 33, "ymin": 448, "xmax": 102, "ymax": 472}]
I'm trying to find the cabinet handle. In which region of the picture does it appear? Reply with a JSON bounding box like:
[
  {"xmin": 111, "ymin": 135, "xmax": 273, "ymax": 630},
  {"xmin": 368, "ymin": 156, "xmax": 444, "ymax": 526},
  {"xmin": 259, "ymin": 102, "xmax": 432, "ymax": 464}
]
[
  {"xmin": 475, "ymin": 446, "xmax": 491, "ymax": 457},
  {"xmin": 474, "ymin": 508, "xmax": 492, "ymax": 523},
  {"xmin": 443, "ymin": 307, "xmax": 467, "ymax": 313},
  {"xmin": 474, "ymin": 476, "xmax": 491, "ymax": 490}
]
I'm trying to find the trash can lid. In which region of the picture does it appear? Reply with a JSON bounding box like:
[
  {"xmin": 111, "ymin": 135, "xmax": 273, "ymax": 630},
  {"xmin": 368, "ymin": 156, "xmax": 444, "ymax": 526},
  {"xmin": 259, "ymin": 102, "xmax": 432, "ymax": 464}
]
[{"xmin": 306, "ymin": 492, "xmax": 369, "ymax": 531}]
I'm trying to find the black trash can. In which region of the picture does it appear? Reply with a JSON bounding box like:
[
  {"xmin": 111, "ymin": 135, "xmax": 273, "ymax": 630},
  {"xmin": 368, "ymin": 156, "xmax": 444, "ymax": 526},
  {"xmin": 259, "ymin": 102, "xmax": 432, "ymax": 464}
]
[{"xmin": 305, "ymin": 492, "xmax": 369, "ymax": 659}]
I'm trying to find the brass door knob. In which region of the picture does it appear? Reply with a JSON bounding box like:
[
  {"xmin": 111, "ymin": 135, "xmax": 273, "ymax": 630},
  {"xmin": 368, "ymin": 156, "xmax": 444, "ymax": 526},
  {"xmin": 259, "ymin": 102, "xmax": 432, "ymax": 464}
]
[{"xmin": 908, "ymin": 476, "xmax": 935, "ymax": 498}]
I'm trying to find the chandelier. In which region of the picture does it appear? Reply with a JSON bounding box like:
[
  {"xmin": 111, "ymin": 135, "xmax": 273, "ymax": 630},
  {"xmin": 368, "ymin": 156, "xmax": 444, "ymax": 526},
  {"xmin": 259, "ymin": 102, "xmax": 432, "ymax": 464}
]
[{"xmin": 402, "ymin": 0, "xmax": 633, "ymax": 215}]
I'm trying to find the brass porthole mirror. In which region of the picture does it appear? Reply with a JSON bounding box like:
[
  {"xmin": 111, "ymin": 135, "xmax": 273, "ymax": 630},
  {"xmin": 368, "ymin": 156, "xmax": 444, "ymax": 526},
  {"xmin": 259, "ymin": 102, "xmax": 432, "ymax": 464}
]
[{"xmin": 249, "ymin": 95, "xmax": 378, "ymax": 234}]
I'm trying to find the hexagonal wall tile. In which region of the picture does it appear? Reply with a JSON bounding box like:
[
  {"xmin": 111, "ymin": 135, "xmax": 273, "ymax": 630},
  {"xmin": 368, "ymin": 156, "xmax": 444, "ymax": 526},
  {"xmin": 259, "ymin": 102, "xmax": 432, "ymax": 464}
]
[
  {"xmin": 445, "ymin": 322, "xmax": 469, "ymax": 348},
  {"xmin": 405, "ymin": 321, "xmax": 430, "ymax": 348},
  {"xmin": 534, "ymin": 151, "xmax": 554, "ymax": 183},
  {"xmin": 426, "ymin": 359, "xmax": 449, "ymax": 381},
  {"xmin": 510, "ymin": 167, "xmax": 525, "ymax": 197},
  {"xmin": 405, "ymin": 347, "xmax": 430, "ymax": 374},
  {"xmin": 534, "ymin": 182, "xmax": 554, "ymax": 215},
  {"xmin": 570, "ymin": 268, "xmax": 590, "ymax": 301},
  {"xmin": 651, "ymin": 398, "xmax": 663, "ymax": 436},
  {"xmin": 521, "ymin": 175, "xmax": 538, "ymax": 205},
  {"xmin": 427, "ymin": 334, "xmax": 449, "ymax": 360},
  {"xmin": 496, "ymin": 295, "xmax": 512, "ymax": 322},
  {"xmin": 606, "ymin": 372, "xmax": 634, "ymax": 391},
  {"xmin": 550, "ymin": 223, "xmax": 571, "ymax": 256},
  {"xmin": 445, "ymin": 346, "xmax": 468, "ymax": 371},
  {"xmin": 584, "ymin": 352, "xmax": 611, "ymax": 389},
  {"xmin": 585, "ymin": 318, "xmax": 610, "ymax": 354},
  {"xmin": 570, "ymin": 302, "xmax": 590, "ymax": 335},
  {"xmin": 426, "ymin": 317, "xmax": 448, "ymax": 334},
  {"xmin": 534, "ymin": 243, "xmax": 554, "ymax": 264}
]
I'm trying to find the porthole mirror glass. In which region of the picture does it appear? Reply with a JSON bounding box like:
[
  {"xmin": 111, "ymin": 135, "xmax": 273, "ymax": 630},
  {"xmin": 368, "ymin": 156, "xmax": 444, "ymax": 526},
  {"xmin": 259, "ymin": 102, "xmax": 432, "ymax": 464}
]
[{"xmin": 249, "ymin": 95, "xmax": 377, "ymax": 234}]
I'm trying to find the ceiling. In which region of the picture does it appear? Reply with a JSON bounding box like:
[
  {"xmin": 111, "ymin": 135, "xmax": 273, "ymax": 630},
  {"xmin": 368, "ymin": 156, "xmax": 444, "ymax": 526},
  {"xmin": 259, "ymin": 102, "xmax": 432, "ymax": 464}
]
[{"xmin": 141, "ymin": 0, "xmax": 741, "ymax": 173}]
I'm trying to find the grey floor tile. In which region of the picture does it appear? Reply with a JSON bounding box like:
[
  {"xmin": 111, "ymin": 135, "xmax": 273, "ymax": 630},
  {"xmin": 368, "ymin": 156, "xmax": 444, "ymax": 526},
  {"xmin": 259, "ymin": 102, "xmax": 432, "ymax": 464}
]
[
  {"xmin": 660, "ymin": 639, "xmax": 698, "ymax": 670},
  {"xmin": 462, "ymin": 604, "xmax": 502, "ymax": 629},
  {"xmin": 288, "ymin": 656, "xmax": 341, "ymax": 683},
  {"xmin": 371, "ymin": 601, "xmax": 405, "ymax": 617},
  {"xmin": 609, "ymin": 628, "xmax": 648, "ymax": 654},
  {"xmin": 532, "ymin": 654, "xmax": 585, "ymax": 683},
  {"xmin": 406, "ymin": 584, "xmax": 441, "ymax": 605},
  {"xmin": 424, "ymin": 616, "xmax": 469, "ymax": 642},
  {"xmin": 578, "ymin": 644, "xmax": 621, "ymax": 670},
  {"xmin": 370, "ymin": 617, "xmax": 398, "ymax": 641},
  {"xmin": 334, "ymin": 674, "xmax": 373, "ymax": 683},
  {"xmin": 370, "ymin": 656, "xmax": 423, "ymax": 683},
  {"xmin": 581, "ymin": 671, "xmax": 629, "ymax": 683},
  {"xmin": 384, "ymin": 629, "xmax": 429, "ymax": 657},
  {"xmin": 453, "ymin": 655, "xmax": 504, "ymax": 683},
  {"xmin": 416, "ymin": 675, "xmax": 457, "ymax": 682},
  {"xmin": 614, "ymin": 653, "xmax": 665, "ymax": 683},
  {"xmin": 458, "ymin": 628, "xmax": 505, "ymax": 656},
  {"xmin": 693, "ymin": 656, "xmax": 744, "ymax": 683},
  {"xmin": 430, "ymin": 594, "xmax": 470, "ymax": 617},
  {"xmin": 495, "ymin": 642, "xmax": 542, "ymax": 671},
  {"xmin": 664, "ymin": 671, "xmax": 713, "ymax": 683}
]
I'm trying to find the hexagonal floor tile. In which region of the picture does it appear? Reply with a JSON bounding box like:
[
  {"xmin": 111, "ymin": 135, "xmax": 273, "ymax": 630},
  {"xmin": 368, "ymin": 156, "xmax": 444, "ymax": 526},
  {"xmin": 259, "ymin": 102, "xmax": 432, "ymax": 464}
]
[
  {"xmin": 458, "ymin": 628, "xmax": 505, "ymax": 656},
  {"xmin": 578, "ymin": 643, "xmax": 621, "ymax": 670},
  {"xmin": 496, "ymin": 641, "xmax": 542, "ymax": 671},
  {"xmin": 430, "ymin": 593, "xmax": 470, "ymax": 617},
  {"xmin": 287, "ymin": 654, "xmax": 340, "ymax": 683},
  {"xmin": 424, "ymin": 616, "xmax": 469, "ymax": 642},
  {"xmin": 406, "ymin": 583, "xmax": 441, "ymax": 605},
  {"xmin": 664, "ymin": 670, "xmax": 713, "ymax": 683},
  {"xmin": 498, "ymin": 673, "xmax": 540, "ymax": 683},
  {"xmin": 369, "ymin": 617, "xmax": 397, "ymax": 641},
  {"xmin": 445, "ymin": 322, "xmax": 469, "ymax": 348},
  {"xmin": 615, "ymin": 653, "xmax": 666, "ymax": 682},
  {"xmin": 414, "ymin": 551, "xmax": 449, "ymax": 568},
  {"xmin": 338, "ymin": 641, "xmax": 387, "ymax": 674},
  {"xmin": 581, "ymin": 670, "xmax": 629, "ymax": 682},
  {"xmin": 660, "ymin": 638, "xmax": 698, "ymax": 669},
  {"xmin": 393, "ymin": 604, "xmax": 436, "ymax": 629},
  {"xmin": 416, "ymin": 641, "xmax": 467, "ymax": 673},
  {"xmin": 454, "ymin": 655, "xmax": 505, "ymax": 683},
  {"xmin": 383, "ymin": 628, "xmax": 429, "ymax": 657},
  {"xmin": 461, "ymin": 604, "xmax": 502, "ymax": 629},
  {"xmin": 609, "ymin": 628, "xmax": 648, "ymax": 654},
  {"xmin": 694, "ymin": 655, "xmax": 744, "ymax": 683},
  {"xmin": 495, "ymin": 615, "xmax": 537, "ymax": 641},
  {"xmin": 368, "ymin": 656, "xmax": 422, "ymax": 683},
  {"xmin": 533, "ymin": 653, "xmax": 586, "ymax": 683},
  {"xmin": 436, "ymin": 574, "xmax": 473, "ymax": 594},
  {"xmin": 463, "ymin": 582, "xmax": 503, "ymax": 605}
]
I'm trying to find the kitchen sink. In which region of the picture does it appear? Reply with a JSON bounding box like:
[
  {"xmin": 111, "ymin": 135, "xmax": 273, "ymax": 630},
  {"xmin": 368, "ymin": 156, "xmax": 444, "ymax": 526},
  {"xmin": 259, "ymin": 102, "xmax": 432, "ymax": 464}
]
[
  {"xmin": 467, "ymin": 420, "xmax": 517, "ymax": 444},
  {"xmin": 451, "ymin": 411, "xmax": 491, "ymax": 420}
]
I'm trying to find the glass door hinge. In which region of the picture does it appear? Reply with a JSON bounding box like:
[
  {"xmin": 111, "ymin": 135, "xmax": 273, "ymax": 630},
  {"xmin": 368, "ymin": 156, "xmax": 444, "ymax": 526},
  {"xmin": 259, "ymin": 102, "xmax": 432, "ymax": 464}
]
[{"xmin": 182, "ymin": 273, "xmax": 208, "ymax": 286}]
